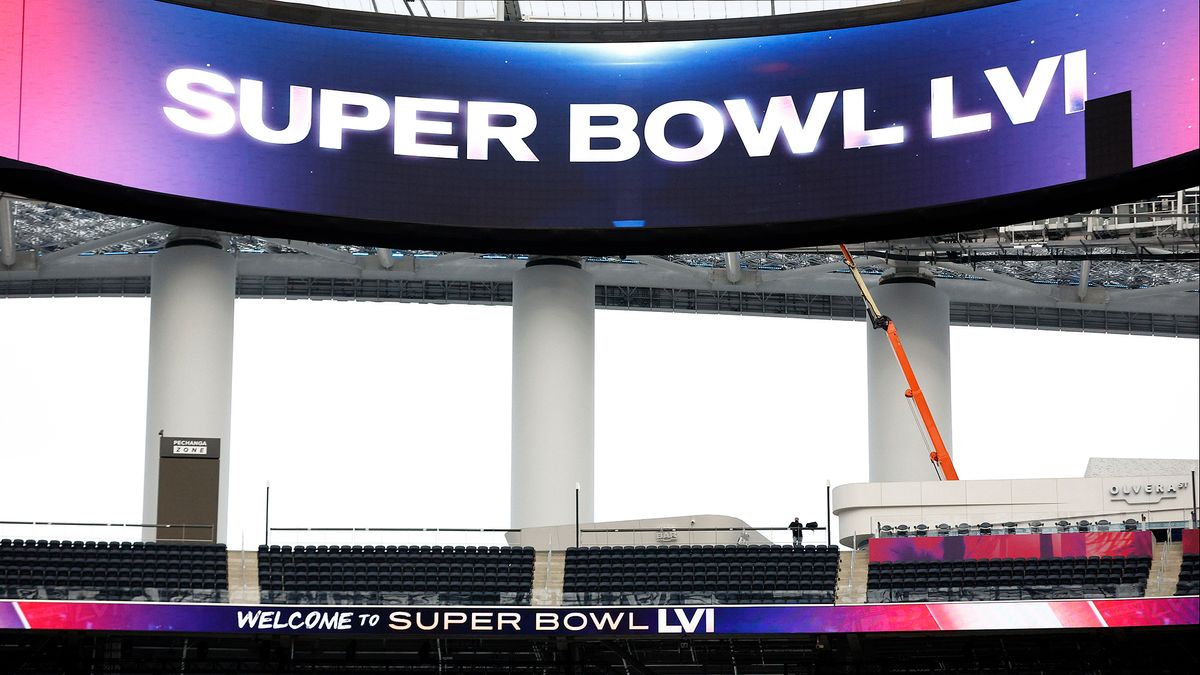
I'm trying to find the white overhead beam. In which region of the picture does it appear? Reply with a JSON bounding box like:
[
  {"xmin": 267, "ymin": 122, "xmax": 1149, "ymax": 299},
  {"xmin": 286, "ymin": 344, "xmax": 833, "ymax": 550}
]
[
  {"xmin": 756, "ymin": 258, "xmax": 873, "ymax": 289},
  {"xmin": 39, "ymin": 223, "xmax": 172, "ymax": 267},
  {"xmin": 259, "ymin": 238, "xmax": 361, "ymax": 267},
  {"xmin": 629, "ymin": 255, "xmax": 713, "ymax": 283},
  {"xmin": 938, "ymin": 261, "xmax": 1044, "ymax": 293},
  {"xmin": 1114, "ymin": 279, "xmax": 1200, "ymax": 299}
]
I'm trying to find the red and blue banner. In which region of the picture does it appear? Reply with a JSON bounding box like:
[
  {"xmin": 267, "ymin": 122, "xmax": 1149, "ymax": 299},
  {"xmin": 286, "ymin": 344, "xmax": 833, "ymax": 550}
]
[
  {"xmin": 869, "ymin": 531, "xmax": 1154, "ymax": 563},
  {"xmin": 0, "ymin": 598, "xmax": 1194, "ymax": 637}
]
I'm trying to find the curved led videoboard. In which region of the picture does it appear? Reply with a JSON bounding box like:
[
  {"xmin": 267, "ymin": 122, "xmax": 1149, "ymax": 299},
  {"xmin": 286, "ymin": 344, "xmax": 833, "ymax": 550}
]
[{"xmin": 0, "ymin": 0, "xmax": 1196, "ymax": 253}]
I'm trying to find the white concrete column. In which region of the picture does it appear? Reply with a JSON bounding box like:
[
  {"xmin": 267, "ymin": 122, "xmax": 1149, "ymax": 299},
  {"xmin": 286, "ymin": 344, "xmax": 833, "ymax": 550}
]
[
  {"xmin": 867, "ymin": 270, "xmax": 953, "ymax": 482},
  {"xmin": 511, "ymin": 258, "xmax": 595, "ymax": 530},
  {"xmin": 143, "ymin": 233, "xmax": 236, "ymax": 542}
]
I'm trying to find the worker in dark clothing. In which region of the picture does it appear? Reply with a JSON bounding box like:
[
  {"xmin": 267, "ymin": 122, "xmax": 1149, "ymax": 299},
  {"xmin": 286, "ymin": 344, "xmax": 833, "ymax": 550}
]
[{"xmin": 789, "ymin": 517, "xmax": 803, "ymax": 546}]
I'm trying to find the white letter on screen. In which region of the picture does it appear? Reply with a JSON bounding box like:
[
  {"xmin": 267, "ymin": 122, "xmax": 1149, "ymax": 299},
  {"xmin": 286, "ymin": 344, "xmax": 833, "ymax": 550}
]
[
  {"xmin": 644, "ymin": 100, "xmax": 725, "ymax": 162},
  {"xmin": 318, "ymin": 89, "xmax": 390, "ymax": 150},
  {"xmin": 163, "ymin": 68, "xmax": 236, "ymax": 136},
  {"xmin": 395, "ymin": 96, "xmax": 459, "ymax": 159},
  {"xmin": 466, "ymin": 101, "xmax": 538, "ymax": 161},
  {"xmin": 239, "ymin": 79, "xmax": 312, "ymax": 145},
  {"xmin": 1063, "ymin": 50, "xmax": 1087, "ymax": 114},
  {"xmin": 724, "ymin": 92, "xmax": 837, "ymax": 156},
  {"xmin": 842, "ymin": 89, "xmax": 905, "ymax": 149},
  {"xmin": 930, "ymin": 76, "xmax": 992, "ymax": 139},
  {"xmin": 570, "ymin": 104, "xmax": 640, "ymax": 162},
  {"xmin": 985, "ymin": 54, "xmax": 1061, "ymax": 125}
]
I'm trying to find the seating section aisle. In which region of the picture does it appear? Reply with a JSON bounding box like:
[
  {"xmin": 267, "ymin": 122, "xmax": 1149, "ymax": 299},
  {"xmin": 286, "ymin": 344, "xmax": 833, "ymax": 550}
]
[
  {"xmin": 562, "ymin": 545, "xmax": 839, "ymax": 605},
  {"xmin": 258, "ymin": 545, "xmax": 535, "ymax": 605},
  {"xmin": 1178, "ymin": 555, "xmax": 1199, "ymax": 596},
  {"xmin": 867, "ymin": 556, "xmax": 1151, "ymax": 603},
  {"xmin": 0, "ymin": 539, "xmax": 228, "ymax": 602}
]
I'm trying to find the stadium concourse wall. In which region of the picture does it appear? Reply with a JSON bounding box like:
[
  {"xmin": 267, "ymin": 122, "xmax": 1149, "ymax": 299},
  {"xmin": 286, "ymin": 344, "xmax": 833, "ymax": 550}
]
[
  {"xmin": 0, "ymin": 597, "xmax": 1194, "ymax": 638},
  {"xmin": 833, "ymin": 471, "xmax": 1197, "ymax": 547}
]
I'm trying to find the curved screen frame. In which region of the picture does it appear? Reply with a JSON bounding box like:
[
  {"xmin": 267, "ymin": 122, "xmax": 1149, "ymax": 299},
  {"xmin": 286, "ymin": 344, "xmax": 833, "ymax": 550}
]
[{"xmin": 0, "ymin": 0, "xmax": 1196, "ymax": 254}]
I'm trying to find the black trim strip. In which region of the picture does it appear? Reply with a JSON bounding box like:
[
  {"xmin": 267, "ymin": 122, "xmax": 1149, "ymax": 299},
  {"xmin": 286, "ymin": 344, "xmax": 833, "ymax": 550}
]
[
  {"xmin": 879, "ymin": 276, "xmax": 937, "ymax": 287},
  {"xmin": 525, "ymin": 258, "xmax": 582, "ymax": 269},
  {"xmin": 1, "ymin": 152, "xmax": 1194, "ymax": 256}
]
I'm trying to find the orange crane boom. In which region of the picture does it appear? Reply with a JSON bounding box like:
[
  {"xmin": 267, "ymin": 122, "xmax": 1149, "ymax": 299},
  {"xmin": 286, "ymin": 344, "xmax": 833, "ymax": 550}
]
[{"xmin": 838, "ymin": 245, "xmax": 960, "ymax": 481}]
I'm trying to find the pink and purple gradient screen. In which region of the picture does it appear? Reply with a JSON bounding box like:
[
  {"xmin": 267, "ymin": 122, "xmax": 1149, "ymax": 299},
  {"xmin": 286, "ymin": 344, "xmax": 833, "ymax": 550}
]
[
  {"xmin": 0, "ymin": 598, "xmax": 1194, "ymax": 636},
  {"xmin": 0, "ymin": 0, "xmax": 1195, "ymax": 233}
]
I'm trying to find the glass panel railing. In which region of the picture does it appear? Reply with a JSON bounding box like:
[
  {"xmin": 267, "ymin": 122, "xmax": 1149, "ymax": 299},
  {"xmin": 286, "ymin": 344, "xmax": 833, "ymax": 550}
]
[
  {"xmin": 865, "ymin": 583, "xmax": 1144, "ymax": 604},
  {"xmin": 266, "ymin": 528, "xmax": 519, "ymax": 549},
  {"xmin": 578, "ymin": 526, "xmax": 830, "ymax": 548},
  {"xmin": 257, "ymin": 590, "xmax": 531, "ymax": 606},
  {"xmin": 0, "ymin": 585, "xmax": 228, "ymax": 603},
  {"xmin": 868, "ymin": 517, "xmax": 1192, "ymax": 538},
  {"xmin": 560, "ymin": 590, "xmax": 835, "ymax": 606}
]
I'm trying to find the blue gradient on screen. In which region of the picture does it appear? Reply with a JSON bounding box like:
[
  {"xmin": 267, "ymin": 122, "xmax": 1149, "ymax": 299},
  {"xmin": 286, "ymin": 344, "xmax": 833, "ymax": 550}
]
[{"xmin": 7, "ymin": 0, "xmax": 1197, "ymax": 233}]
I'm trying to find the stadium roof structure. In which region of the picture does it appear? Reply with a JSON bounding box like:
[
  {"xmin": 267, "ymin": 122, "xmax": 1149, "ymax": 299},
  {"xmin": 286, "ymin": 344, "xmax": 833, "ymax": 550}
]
[{"xmin": 1, "ymin": 188, "xmax": 1196, "ymax": 337}]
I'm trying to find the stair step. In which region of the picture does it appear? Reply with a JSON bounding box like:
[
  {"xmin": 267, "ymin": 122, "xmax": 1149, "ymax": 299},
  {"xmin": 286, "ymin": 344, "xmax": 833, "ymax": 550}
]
[
  {"xmin": 227, "ymin": 550, "xmax": 261, "ymax": 605},
  {"xmin": 1146, "ymin": 541, "xmax": 1182, "ymax": 597},
  {"xmin": 531, "ymin": 551, "xmax": 565, "ymax": 606}
]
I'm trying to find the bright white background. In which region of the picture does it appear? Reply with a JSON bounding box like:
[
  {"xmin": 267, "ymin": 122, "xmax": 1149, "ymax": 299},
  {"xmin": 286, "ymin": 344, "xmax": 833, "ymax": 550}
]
[{"xmin": 0, "ymin": 297, "xmax": 1196, "ymax": 548}]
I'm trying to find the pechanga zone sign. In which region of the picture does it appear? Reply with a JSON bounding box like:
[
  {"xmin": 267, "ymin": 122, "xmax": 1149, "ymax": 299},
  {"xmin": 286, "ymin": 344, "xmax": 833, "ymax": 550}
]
[
  {"xmin": 159, "ymin": 436, "xmax": 221, "ymax": 460},
  {"xmin": 0, "ymin": 0, "xmax": 1195, "ymax": 252}
]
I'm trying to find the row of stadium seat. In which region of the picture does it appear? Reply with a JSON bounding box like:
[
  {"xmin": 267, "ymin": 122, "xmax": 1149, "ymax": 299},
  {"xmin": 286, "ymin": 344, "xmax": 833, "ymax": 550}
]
[
  {"xmin": 1, "ymin": 539, "xmax": 220, "ymax": 552},
  {"xmin": 0, "ymin": 540, "xmax": 228, "ymax": 602},
  {"xmin": 562, "ymin": 545, "xmax": 839, "ymax": 605},
  {"xmin": 1178, "ymin": 554, "xmax": 1199, "ymax": 596},
  {"xmin": 257, "ymin": 545, "xmax": 535, "ymax": 605},
  {"xmin": 866, "ymin": 556, "xmax": 1151, "ymax": 603}
]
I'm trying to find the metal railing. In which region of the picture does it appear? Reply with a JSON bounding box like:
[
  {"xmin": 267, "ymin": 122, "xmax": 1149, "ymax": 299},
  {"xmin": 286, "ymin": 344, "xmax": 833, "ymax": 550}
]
[
  {"xmin": 866, "ymin": 516, "xmax": 1192, "ymax": 539},
  {"xmin": 578, "ymin": 526, "xmax": 828, "ymax": 548},
  {"xmin": 0, "ymin": 520, "xmax": 216, "ymax": 544}
]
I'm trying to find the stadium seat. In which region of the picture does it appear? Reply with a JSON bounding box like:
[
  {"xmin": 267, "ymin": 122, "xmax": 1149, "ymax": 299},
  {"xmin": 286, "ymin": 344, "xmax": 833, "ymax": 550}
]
[
  {"xmin": 1177, "ymin": 553, "xmax": 1199, "ymax": 596},
  {"xmin": 0, "ymin": 540, "xmax": 228, "ymax": 602},
  {"xmin": 866, "ymin": 547, "xmax": 1153, "ymax": 604},
  {"xmin": 561, "ymin": 545, "xmax": 838, "ymax": 606},
  {"xmin": 257, "ymin": 545, "xmax": 534, "ymax": 605}
]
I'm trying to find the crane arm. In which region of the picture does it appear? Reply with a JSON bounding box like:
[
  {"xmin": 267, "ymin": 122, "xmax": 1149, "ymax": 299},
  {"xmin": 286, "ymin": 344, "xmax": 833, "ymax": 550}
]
[{"xmin": 838, "ymin": 245, "xmax": 960, "ymax": 481}]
